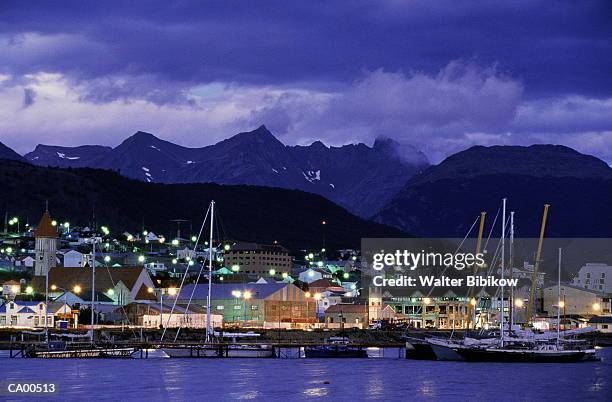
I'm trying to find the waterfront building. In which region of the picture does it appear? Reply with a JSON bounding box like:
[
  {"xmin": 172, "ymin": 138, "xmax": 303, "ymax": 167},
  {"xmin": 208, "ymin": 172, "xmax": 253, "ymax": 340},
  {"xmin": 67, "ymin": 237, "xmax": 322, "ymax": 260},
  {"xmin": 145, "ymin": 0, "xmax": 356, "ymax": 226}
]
[
  {"xmin": 370, "ymin": 288, "xmax": 475, "ymax": 329},
  {"xmin": 172, "ymin": 283, "xmax": 315, "ymax": 327},
  {"xmin": 572, "ymin": 263, "xmax": 612, "ymax": 293},
  {"xmin": 588, "ymin": 315, "xmax": 612, "ymax": 333},
  {"xmin": 34, "ymin": 210, "xmax": 58, "ymax": 276},
  {"xmin": 543, "ymin": 283, "xmax": 610, "ymax": 315},
  {"xmin": 224, "ymin": 242, "xmax": 292, "ymax": 276},
  {"xmin": 112, "ymin": 302, "xmax": 223, "ymax": 329},
  {"xmin": 0, "ymin": 300, "xmax": 76, "ymax": 328},
  {"xmin": 324, "ymin": 304, "xmax": 368, "ymax": 329}
]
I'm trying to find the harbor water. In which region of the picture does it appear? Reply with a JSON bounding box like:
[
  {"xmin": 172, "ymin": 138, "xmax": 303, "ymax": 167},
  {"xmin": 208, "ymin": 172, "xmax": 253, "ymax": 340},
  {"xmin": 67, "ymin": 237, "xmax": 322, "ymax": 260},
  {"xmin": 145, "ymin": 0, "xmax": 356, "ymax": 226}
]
[{"xmin": 2, "ymin": 348, "xmax": 610, "ymax": 401}]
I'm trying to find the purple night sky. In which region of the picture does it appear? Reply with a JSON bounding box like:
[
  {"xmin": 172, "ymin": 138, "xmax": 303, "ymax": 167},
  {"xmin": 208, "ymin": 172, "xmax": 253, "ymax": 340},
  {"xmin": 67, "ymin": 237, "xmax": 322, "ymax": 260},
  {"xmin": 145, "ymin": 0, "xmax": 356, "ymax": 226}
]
[{"xmin": 0, "ymin": 0, "xmax": 610, "ymax": 162}]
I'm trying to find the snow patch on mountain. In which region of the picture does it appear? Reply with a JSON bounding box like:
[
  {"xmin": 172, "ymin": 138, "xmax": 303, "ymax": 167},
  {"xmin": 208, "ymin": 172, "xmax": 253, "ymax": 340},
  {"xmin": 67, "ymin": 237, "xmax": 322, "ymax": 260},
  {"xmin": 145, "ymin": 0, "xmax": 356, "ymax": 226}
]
[
  {"xmin": 56, "ymin": 152, "xmax": 80, "ymax": 160},
  {"xmin": 302, "ymin": 170, "xmax": 321, "ymax": 183}
]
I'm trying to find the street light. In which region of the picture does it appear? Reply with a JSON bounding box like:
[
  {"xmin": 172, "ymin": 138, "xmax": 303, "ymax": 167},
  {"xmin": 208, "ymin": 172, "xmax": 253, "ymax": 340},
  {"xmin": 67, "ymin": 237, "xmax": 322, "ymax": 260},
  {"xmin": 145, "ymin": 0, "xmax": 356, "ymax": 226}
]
[
  {"xmin": 138, "ymin": 255, "xmax": 145, "ymax": 263},
  {"xmin": 73, "ymin": 285, "xmax": 82, "ymax": 294},
  {"xmin": 515, "ymin": 299, "xmax": 524, "ymax": 308},
  {"xmin": 242, "ymin": 291, "xmax": 252, "ymax": 323},
  {"xmin": 592, "ymin": 302, "xmax": 601, "ymax": 312},
  {"xmin": 558, "ymin": 300, "xmax": 565, "ymax": 308},
  {"xmin": 269, "ymin": 269, "xmax": 276, "ymax": 276},
  {"xmin": 104, "ymin": 255, "xmax": 111, "ymax": 263},
  {"xmin": 313, "ymin": 293, "xmax": 321, "ymax": 321}
]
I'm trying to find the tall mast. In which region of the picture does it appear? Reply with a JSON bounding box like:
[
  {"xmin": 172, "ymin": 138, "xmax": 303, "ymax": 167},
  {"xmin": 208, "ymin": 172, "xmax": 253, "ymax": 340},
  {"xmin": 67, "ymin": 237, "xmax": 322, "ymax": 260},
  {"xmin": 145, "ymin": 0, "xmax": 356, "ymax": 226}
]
[
  {"xmin": 557, "ymin": 248, "xmax": 562, "ymax": 347},
  {"xmin": 90, "ymin": 238, "xmax": 96, "ymax": 344},
  {"xmin": 509, "ymin": 211, "xmax": 515, "ymax": 330},
  {"xmin": 206, "ymin": 200, "xmax": 215, "ymax": 342},
  {"xmin": 500, "ymin": 198, "xmax": 506, "ymax": 347}
]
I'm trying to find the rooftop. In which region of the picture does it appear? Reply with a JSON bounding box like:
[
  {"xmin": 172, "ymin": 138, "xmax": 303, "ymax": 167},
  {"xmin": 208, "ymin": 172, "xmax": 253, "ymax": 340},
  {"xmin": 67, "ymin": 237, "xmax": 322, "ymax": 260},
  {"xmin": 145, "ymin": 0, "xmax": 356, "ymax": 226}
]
[{"xmin": 34, "ymin": 211, "xmax": 58, "ymax": 238}]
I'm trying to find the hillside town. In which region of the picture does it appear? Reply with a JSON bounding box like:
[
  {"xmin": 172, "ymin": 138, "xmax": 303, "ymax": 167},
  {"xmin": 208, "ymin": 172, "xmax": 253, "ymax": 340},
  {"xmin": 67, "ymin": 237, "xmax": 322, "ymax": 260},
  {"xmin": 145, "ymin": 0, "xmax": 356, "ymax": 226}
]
[{"xmin": 0, "ymin": 210, "xmax": 610, "ymax": 335}]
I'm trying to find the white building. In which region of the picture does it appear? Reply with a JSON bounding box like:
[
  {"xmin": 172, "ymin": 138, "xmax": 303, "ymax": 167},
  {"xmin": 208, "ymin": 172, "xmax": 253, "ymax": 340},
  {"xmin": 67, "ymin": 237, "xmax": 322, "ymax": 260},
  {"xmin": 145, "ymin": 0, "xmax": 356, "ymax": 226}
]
[
  {"xmin": 0, "ymin": 301, "xmax": 72, "ymax": 328},
  {"xmin": 144, "ymin": 261, "xmax": 166, "ymax": 274},
  {"xmin": 176, "ymin": 247, "xmax": 209, "ymax": 261},
  {"xmin": 572, "ymin": 263, "xmax": 612, "ymax": 293},
  {"xmin": 62, "ymin": 250, "xmax": 84, "ymax": 267},
  {"xmin": 14, "ymin": 256, "xmax": 35, "ymax": 268},
  {"xmin": 588, "ymin": 316, "xmax": 612, "ymax": 333},
  {"xmin": 299, "ymin": 268, "xmax": 323, "ymax": 283}
]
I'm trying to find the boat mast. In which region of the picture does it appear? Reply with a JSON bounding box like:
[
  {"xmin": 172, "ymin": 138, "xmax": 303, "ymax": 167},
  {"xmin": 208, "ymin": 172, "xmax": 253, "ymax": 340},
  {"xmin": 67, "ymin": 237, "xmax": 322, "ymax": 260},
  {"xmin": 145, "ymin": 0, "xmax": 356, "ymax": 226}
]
[
  {"xmin": 500, "ymin": 198, "xmax": 506, "ymax": 347},
  {"xmin": 205, "ymin": 200, "xmax": 215, "ymax": 342},
  {"xmin": 557, "ymin": 247, "xmax": 562, "ymax": 347},
  {"xmin": 90, "ymin": 237, "xmax": 96, "ymax": 345},
  {"xmin": 509, "ymin": 211, "xmax": 515, "ymax": 331}
]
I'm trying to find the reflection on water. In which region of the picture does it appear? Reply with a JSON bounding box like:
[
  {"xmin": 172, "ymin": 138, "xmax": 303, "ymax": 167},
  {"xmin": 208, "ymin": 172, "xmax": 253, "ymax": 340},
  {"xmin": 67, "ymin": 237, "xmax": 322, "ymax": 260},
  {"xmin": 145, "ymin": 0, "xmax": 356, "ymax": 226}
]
[{"xmin": 2, "ymin": 349, "xmax": 610, "ymax": 401}]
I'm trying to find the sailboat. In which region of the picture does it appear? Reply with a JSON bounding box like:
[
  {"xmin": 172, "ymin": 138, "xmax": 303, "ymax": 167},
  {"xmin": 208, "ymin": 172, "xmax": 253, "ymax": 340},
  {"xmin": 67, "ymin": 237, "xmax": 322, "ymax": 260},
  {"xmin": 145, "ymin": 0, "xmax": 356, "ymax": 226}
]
[
  {"xmin": 161, "ymin": 201, "xmax": 274, "ymax": 358},
  {"xmin": 420, "ymin": 200, "xmax": 598, "ymax": 363}
]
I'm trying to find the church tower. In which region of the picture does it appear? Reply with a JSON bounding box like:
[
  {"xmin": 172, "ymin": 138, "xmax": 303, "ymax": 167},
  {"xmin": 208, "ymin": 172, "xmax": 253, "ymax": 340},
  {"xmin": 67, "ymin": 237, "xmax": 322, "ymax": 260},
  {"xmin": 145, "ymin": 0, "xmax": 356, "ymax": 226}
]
[{"xmin": 34, "ymin": 210, "xmax": 58, "ymax": 276}]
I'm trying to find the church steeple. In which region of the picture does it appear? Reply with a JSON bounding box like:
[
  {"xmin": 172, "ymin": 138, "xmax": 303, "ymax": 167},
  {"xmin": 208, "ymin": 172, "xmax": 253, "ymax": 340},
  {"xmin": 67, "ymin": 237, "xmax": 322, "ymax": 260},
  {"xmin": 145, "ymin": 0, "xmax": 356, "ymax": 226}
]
[
  {"xmin": 34, "ymin": 209, "xmax": 58, "ymax": 276},
  {"xmin": 34, "ymin": 210, "xmax": 58, "ymax": 239}
]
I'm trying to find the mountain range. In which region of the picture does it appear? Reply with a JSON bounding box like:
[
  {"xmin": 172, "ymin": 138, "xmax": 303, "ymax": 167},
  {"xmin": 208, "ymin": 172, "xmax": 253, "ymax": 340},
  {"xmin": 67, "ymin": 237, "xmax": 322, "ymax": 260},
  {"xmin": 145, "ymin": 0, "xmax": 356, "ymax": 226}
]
[
  {"xmin": 0, "ymin": 160, "xmax": 404, "ymax": 250},
  {"xmin": 23, "ymin": 126, "xmax": 429, "ymax": 217},
  {"xmin": 3, "ymin": 128, "xmax": 612, "ymax": 239},
  {"xmin": 374, "ymin": 145, "xmax": 612, "ymax": 237}
]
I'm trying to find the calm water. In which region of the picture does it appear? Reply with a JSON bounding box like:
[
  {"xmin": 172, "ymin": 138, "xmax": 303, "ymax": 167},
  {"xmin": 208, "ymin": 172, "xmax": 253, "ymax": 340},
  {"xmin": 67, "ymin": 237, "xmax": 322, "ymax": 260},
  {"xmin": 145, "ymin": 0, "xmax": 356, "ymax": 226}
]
[{"xmin": 2, "ymin": 348, "xmax": 611, "ymax": 401}]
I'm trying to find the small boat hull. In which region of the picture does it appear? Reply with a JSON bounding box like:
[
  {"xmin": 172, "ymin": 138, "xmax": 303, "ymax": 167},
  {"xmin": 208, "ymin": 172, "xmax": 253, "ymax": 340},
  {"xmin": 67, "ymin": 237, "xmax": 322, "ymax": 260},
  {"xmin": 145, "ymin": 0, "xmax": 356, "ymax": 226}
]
[
  {"xmin": 162, "ymin": 344, "xmax": 274, "ymax": 358},
  {"xmin": 405, "ymin": 340, "xmax": 438, "ymax": 360},
  {"xmin": 457, "ymin": 348, "xmax": 598, "ymax": 363},
  {"xmin": 305, "ymin": 345, "xmax": 368, "ymax": 358}
]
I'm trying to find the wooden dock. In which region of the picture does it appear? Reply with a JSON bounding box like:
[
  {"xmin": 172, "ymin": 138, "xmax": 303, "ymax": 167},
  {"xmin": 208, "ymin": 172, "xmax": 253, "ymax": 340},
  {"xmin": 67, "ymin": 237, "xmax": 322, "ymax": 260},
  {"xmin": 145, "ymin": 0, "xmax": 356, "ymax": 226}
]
[{"xmin": 1, "ymin": 340, "xmax": 406, "ymax": 359}]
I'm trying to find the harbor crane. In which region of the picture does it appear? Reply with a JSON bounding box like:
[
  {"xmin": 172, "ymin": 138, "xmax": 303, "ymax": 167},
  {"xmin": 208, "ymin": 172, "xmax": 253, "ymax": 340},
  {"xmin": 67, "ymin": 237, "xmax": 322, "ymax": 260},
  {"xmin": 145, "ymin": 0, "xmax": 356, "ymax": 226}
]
[{"xmin": 526, "ymin": 204, "xmax": 550, "ymax": 326}]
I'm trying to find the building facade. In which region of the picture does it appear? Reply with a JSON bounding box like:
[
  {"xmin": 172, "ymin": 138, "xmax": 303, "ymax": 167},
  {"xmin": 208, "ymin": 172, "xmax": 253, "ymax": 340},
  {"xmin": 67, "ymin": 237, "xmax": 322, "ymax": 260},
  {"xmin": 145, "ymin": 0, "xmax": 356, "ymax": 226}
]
[
  {"xmin": 543, "ymin": 284, "xmax": 610, "ymax": 315},
  {"xmin": 572, "ymin": 263, "xmax": 612, "ymax": 293},
  {"xmin": 224, "ymin": 242, "xmax": 292, "ymax": 276}
]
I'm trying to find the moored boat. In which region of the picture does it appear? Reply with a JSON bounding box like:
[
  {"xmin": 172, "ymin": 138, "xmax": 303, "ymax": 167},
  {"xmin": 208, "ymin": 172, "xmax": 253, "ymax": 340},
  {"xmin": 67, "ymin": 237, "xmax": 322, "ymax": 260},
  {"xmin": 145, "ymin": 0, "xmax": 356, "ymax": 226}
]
[{"xmin": 304, "ymin": 344, "xmax": 368, "ymax": 358}]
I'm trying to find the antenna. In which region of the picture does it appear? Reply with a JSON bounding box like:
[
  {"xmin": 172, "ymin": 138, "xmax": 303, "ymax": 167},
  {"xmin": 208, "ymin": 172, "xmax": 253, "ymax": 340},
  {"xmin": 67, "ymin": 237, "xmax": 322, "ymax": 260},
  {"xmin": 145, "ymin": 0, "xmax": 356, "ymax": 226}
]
[{"xmin": 170, "ymin": 219, "xmax": 189, "ymax": 242}]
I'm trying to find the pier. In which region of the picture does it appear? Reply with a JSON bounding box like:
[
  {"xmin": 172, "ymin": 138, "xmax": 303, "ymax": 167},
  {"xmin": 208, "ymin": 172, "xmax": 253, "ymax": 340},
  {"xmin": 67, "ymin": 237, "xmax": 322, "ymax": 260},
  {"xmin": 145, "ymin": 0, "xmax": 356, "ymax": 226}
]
[{"xmin": 1, "ymin": 340, "xmax": 406, "ymax": 359}]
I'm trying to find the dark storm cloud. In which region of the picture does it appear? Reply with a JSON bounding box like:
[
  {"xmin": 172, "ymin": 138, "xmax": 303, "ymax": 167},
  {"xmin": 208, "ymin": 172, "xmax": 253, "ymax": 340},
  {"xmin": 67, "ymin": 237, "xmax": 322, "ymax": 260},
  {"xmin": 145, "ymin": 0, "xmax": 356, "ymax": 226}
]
[
  {"xmin": 1, "ymin": 0, "xmax": 610, "ymax": 97},
  {"xmin": 0, "ymin": 0, "xmax": 611, "ymax": 163}
]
